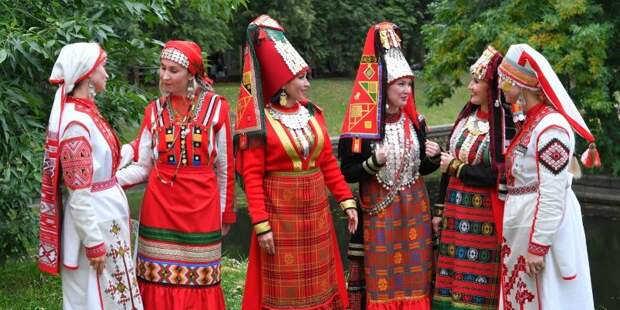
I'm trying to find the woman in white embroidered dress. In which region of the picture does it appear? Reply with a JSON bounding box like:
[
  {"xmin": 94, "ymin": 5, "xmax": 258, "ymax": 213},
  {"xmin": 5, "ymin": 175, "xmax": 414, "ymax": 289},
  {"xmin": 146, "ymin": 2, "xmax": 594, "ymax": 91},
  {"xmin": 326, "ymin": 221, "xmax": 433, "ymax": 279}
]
[
  {"xmin": 497, "ymin": 43, "xmax": 595, "ymax": 310},
  {"xmin": 38, "ymin": 42, "xmax": 143, "ymax": 309}
]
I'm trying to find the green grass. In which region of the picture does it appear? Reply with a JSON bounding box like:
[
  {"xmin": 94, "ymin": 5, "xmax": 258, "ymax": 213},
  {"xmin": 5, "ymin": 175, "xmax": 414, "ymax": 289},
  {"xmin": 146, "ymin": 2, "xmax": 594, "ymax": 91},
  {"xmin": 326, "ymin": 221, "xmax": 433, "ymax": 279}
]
[
  {"xmin": 0, "ymin": 256, "xmax": 248, "ymax": 309},
  {"xmin": 215, "ymin": 77, "xmax": 468, "ymax": 135},
  {"xmin": 120, "ymin": 77, "xmax": 469, "ymax": 141}
]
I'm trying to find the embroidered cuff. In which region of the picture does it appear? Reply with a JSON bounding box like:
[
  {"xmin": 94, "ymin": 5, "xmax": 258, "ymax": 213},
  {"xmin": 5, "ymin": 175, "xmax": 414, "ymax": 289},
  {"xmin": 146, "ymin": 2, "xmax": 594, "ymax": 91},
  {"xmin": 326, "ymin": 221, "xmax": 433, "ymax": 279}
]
[
  {"xmin": 254, "ymin": 221, "xmax": 272, "ymax": 236},
  {"xmin": 363, "ymin": 154, "xmax": 383, "ymax": 175},
  {"xmin": 362, "ymin": 160, "xmax": 378, "ymax": 175},
  {"xmin": 528, "ymin": 242, "xmax": 550, "ymax": 256},
  {"xmin": 85, "ymin": 242, "xmax": 106, "ymax": 259},
  {"xmin": 339, "ymin": 199, "xmax": 357, "ymax": 212}
]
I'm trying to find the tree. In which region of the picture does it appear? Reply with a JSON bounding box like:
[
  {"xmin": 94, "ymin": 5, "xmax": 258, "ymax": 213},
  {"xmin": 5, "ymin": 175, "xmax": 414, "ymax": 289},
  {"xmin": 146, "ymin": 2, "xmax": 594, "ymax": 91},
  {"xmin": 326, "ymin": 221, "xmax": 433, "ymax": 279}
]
[
  {"xmin": 229, "ymin": 0, "xmax": 428, "ymax": 76},
  {"xmin": 0, "ymin": 0, "xmax": 246, "ymax": 264},
  {"xmin": 422, "ymin": 0, "xmax": 620, "ymax": 174}
]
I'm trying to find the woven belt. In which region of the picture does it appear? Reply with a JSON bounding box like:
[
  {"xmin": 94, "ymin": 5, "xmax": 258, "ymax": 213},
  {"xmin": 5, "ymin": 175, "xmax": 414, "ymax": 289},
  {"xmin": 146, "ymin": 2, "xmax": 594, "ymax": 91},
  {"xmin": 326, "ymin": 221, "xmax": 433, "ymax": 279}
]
[
  {"xmin": 91, "ymin": 177, "xmax": 118, "ymax": 192},
  {"xmin": 507, "ymin": 183, "xmax": 538, "ymax": 196}
]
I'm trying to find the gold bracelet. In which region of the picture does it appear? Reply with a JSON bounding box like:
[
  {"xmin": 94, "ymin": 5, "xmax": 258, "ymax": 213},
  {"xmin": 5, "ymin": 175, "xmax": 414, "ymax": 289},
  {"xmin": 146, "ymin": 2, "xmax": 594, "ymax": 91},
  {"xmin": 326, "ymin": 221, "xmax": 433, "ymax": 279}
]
[
  {"xmin": 339, "ymin": 199, "xmax": 356, "ymax": 211},
  {"xmin": 448, "ymin": 159, "xmax": 463, "ymax": 176},
  {"xmin": 456, "ymin": 162, "xmax": 466, "ymax": 178},
  {"xmin": 254, "ymin": 221, "xmax": 271, "ymax": 235}
]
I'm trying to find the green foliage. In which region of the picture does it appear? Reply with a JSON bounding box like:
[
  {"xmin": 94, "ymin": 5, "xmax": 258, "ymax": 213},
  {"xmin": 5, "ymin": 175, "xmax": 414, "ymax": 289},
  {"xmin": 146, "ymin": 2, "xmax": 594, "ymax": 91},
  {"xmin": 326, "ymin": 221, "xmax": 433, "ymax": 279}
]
[
  {"xmin": 0, "ymin": 0, "xmax": 246, "ymax": 264},
  {"xmin": 422, "ymin": 0, "xmax": 620, "ymax": 174},
  {"xmin": 231, "ymin": 0, "xmax": 429, "ymax": 76}
]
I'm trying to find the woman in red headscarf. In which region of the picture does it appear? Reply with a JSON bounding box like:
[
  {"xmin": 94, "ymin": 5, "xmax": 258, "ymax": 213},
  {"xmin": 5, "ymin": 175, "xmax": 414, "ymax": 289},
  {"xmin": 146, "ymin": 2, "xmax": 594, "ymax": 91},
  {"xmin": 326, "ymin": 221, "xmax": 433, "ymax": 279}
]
[
  {"xmin": 235, "ymin": 15, "xmax": 358, "ymax": 309},
  {"xmin": 116, "ymin": 40, "xmax": 235, "ymax": 309},
  {"xmin": 338, "ymin": 23, "xmax": 441, "ymax": 310}
]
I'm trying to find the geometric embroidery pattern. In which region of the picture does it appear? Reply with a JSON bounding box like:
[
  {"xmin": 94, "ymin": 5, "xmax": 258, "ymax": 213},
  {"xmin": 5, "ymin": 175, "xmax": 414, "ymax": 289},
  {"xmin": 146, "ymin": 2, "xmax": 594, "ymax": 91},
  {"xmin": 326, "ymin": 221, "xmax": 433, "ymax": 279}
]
[
  {"xmin": 538, "ymin": 138, "xmax": 569, "ymax": 175},
  {"xmin": 60, "ymin": 136, "xmax": 93, "ymax": 190},
  {"xmin": 136, "ymin": 257, "xmax": 221, "ymax": 287},
  {"xmin": 104, "ymin": 220, "xmax": 142, "ymax": 308}
]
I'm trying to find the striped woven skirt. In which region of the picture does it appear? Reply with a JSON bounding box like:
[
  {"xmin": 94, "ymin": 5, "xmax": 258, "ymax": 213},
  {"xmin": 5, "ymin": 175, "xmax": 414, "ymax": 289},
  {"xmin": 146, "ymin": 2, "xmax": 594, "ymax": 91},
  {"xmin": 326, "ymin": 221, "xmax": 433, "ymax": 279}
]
[
  {"xmin": 359, "ymin": 178, "xmax": 432, "ymax": 310},
  {"xmin": 432, "ymin": 177, "xmax": 500, "ymax": 309},
  {"xmin": 260, "ymin": 169, "xmax": 346, "ymax": 309}
]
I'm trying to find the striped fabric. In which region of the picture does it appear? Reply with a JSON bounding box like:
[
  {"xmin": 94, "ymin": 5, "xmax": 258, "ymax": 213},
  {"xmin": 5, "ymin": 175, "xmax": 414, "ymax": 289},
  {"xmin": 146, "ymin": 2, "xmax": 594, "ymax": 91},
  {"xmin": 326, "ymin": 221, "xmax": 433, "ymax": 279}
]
[
  {"xmin": 136, "ymin": 225, "xmax": 222, "ymax": 287},
  {"xmin": 261, "ymin": 170, "xmax": 344, "ymax": 309},
  {"xmin": 433, "ymin": 178, "xmax": 500, "ymax": 309},
  {"xmin": 360, "ymin": 179, "xmax": 433, "ymax": 308}
]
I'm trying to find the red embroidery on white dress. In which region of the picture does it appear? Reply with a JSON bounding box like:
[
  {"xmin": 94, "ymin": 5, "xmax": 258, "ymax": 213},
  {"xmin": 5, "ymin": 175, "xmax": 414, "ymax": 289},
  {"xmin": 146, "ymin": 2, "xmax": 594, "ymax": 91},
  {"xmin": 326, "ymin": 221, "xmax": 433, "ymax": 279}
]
[
  {"xmin": 502, "ymin": 240, "xmax": 535, "ymax": 310},
  {"xmin": 528, "ymin": 242, "xmax": 550, "ymax": 256},
  {"xmin": 75, "ymin": 102, "xmax": 121, "ymax": 172},
  {"xmin": 538, "ymin": 138, "xmax": 569, "ymax": 175},
  {"xmin": 60, "ymin": 136, "xmax": 93, "ymax": 190}
]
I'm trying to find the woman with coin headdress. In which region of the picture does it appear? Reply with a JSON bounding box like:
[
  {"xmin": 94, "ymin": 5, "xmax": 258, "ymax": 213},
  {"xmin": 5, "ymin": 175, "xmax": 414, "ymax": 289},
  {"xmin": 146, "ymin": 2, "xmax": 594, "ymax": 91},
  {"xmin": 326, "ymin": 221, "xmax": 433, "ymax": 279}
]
[
  {"xmin": 116, "ymin": 40, "xmax": 235, "ymax": 309},
  {"xmin": 339, "ymin": 22, "xmax": 441, "ymax": 309},
  {"xmin": 431, "ymin": 46, "xmax": 513, "ymax": 310},
  {"xmin": 235, "ymin": 15, "xmax": 358, "ymax": 310}
]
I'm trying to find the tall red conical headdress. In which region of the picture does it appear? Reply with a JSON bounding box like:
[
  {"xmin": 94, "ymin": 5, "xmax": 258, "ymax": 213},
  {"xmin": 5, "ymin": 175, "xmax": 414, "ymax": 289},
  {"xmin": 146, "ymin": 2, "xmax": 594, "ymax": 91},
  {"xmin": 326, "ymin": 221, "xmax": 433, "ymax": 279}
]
[
  {"xmin": 235, "ymin": 15, "xmax": 309, "ymax": 149},
  {"xmin": 340, "ymin": 22, "xmax": 419, "ymax": 152}
]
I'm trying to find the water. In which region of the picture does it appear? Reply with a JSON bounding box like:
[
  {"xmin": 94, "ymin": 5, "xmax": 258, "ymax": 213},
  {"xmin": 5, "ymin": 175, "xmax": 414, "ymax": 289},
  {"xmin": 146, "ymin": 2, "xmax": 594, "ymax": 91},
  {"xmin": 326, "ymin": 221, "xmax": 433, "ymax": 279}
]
[{"xmin": 126, "ymin": 182, "xmax": 620, "ymax": 309}]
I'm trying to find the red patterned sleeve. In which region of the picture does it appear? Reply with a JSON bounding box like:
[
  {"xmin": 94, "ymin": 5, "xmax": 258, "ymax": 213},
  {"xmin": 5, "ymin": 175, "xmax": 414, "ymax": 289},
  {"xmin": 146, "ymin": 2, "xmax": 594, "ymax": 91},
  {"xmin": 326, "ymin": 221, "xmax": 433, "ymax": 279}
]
[{"xmin": 60, "ymin": 136, "xmax": 93, "ymax": 190}]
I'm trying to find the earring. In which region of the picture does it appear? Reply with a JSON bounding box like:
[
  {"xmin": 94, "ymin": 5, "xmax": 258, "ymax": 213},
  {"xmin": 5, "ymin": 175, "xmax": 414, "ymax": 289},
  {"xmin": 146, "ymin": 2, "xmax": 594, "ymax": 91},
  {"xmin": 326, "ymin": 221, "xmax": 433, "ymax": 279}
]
[
  {"xmin": 511, "ymin": 90, "xmax": 526, "ymax": 122},
  {"xmin": 279, "ymin": 90, "xmax": 288, "ymax": 106},
  {"xmin": 88, "ymin": 79, "xmax": 97, "ymax": 98},
  {"xmin": 187, "ymin": 78, "xmax": 195, "ymax": 100}
]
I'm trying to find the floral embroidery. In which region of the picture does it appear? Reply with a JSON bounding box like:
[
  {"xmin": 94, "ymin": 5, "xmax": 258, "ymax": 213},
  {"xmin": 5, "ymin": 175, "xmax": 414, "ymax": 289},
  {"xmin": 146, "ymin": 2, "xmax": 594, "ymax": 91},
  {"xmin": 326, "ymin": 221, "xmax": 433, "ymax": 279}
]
[
  {"xmin": 104, "ymin": 220, "xmax": 142, "ymax": 308},
  {"xmin": 60, "ymin": 136, "xmax": 93, "ymax": 190}
]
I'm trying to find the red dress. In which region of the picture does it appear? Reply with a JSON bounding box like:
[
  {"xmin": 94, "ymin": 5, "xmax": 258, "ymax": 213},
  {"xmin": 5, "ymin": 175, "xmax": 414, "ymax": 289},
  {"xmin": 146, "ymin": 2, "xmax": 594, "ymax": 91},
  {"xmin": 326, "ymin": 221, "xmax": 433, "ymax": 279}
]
[
  {"xmin": 117, "ymin": 92, "xmax": 235, "ymax": 310},
  {"xmin": 239, "ymin": 101, "xmax": 353, "ymax": 310}
]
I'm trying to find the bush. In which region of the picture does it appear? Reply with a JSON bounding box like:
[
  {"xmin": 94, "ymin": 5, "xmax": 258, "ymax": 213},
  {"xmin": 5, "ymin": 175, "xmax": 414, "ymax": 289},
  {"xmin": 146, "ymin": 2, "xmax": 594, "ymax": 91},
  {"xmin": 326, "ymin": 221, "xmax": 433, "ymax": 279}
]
[{"xmin": 0, "ymin": 0, "xmax": 246, "ymax": 264}]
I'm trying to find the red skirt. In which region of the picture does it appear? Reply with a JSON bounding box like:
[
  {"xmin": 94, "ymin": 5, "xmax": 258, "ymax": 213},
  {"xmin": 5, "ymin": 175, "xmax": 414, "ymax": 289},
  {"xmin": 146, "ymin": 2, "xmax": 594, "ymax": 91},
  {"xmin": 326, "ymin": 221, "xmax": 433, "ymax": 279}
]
[
  {"xmin": 359, "ymin": 178, "xmax": 432, "ymax": 310},
  {"xmin": 242, "ymin": 169, "xmax": 348, "ymax": 309},
  {"xmin": 137, "ymin": 165, "xmax": 225, "ymax": 310},
  {"xmin": 432, "ymin": 177, "xmax": 501, "ymax": 309}
]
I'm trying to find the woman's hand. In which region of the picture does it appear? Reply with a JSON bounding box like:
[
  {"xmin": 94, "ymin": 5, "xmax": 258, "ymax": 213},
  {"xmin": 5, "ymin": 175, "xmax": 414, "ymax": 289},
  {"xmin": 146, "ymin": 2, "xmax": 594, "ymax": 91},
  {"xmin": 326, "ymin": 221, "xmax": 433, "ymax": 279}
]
[
  {"xmin": 258, "ymin": 232, "xmax": 275, "ymax": 255},
  {"xmin": 439, "ymin": 152, "xmax": 455, "ymax": 173},
  {"xmin": 222, "ymin": 224, "xmax": 231, "ymax": 237},
  {"xmin": 374, "ymin": 143, "xmax": 389, "ymax": 165},
  {"xmin": 89, "ymin": 255, "xmax": 106, "ymax": 275},
  {"xmin": 432, "ymin": 216, "xmax": 442, "ymax": 234},
  {"xmin": 525, "ymin": 252, "xmax": 545, "ymax": 277},
  {"xmin": 345, "ymin": 208, "xmax": 358, "ymax": 234},
  {"xmin": 425, "ymin": 140, "xmax": 441, "ymax": 158}
]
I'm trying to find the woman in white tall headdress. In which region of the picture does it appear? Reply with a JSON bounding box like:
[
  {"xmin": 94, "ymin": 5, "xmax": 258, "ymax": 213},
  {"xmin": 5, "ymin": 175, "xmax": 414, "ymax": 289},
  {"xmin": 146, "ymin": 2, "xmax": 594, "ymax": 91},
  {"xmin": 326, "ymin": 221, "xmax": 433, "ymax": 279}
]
[
  {"xmin": 39, "ymin": 42, "xmax": 143, "ymax": 309},
  {"xmin": 497, "ymin": 43, "xmax": 596, "ymax": 310}
]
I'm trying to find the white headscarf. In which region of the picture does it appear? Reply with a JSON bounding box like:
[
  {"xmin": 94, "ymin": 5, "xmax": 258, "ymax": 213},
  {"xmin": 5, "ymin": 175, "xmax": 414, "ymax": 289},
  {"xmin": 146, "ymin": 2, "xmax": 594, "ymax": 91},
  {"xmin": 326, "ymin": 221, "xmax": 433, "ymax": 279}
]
[
  {"xmin": 47, "ymin": 42, "xmax": 105, "ymax": 139},
  {"xmin": 38, "ymin": 42, "xmax": 105, "ymax": 274}
]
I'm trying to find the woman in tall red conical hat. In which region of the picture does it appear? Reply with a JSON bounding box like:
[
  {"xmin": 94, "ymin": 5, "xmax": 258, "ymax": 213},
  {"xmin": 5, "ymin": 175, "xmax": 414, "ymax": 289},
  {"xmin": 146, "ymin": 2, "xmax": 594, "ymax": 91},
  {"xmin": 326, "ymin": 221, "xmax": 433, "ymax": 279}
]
[
  {"xmin": 338, "ymin": 22, "xmax": 441, "ymax": 310},
  {"xmin": 116, "ymin": 40, "xmax": 236, "ymax": 309},
  {"xmin": 430, "ymin": 46, "xmax": 513, "ymax": 309},
  {"xmin": 234, "ymin": 15, "xmax": 358, "ymax": 310},
  {"xmin": 497, "ymin": 43, "xmax": 595, "ymax": 310}
]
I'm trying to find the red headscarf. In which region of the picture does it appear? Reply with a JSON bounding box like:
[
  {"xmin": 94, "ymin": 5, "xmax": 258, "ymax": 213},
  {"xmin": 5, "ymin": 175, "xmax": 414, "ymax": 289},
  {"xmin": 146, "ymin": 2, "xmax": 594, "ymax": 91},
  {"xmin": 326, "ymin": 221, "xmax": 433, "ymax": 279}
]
[{"xmin": 162, "ymin": 40, "xmax": 212, "ymax": 85}]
